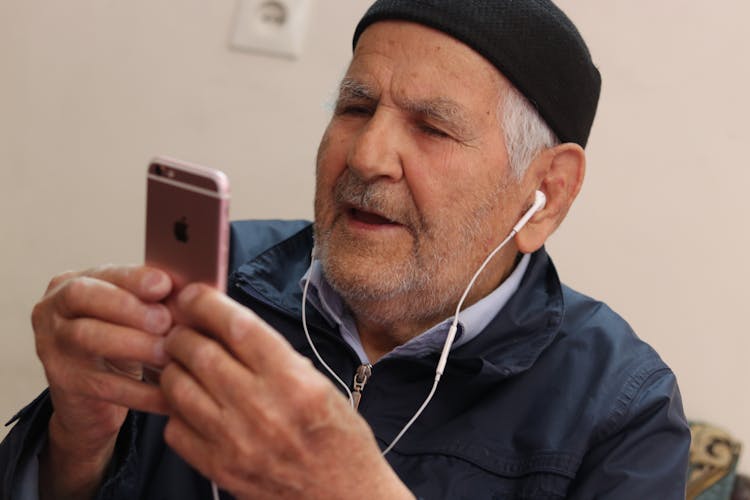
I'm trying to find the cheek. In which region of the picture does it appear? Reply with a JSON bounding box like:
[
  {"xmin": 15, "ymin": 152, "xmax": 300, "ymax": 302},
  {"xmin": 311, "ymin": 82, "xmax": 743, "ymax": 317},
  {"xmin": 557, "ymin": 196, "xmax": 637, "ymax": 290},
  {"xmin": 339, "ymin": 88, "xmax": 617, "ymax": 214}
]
[
  {"xmin": 314, "ymin": 128, "xmax": 348, "ymax": 225},
  {"xmin": 404, "ymin": 147, "xmax": 513, "ymax": 250},
  {"xmin": 402, "ymin": 146, "xmax": 465, "ymax": 223}
]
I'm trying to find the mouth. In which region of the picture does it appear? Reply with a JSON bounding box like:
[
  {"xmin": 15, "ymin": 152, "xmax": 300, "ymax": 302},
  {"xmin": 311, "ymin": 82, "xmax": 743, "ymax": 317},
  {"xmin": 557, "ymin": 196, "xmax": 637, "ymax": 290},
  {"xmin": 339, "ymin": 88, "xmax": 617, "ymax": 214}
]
[{"xmin": 346, "ymin": 205, "xmax": 401, "ymax": 227}]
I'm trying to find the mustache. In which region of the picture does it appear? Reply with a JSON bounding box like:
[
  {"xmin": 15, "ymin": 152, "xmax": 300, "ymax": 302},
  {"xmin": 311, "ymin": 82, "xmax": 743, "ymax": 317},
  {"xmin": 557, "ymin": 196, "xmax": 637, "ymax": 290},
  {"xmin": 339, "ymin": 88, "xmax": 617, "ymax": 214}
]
[{"xmin": 333, "ymin": 174, "xmax": 423, "ymax": 232}]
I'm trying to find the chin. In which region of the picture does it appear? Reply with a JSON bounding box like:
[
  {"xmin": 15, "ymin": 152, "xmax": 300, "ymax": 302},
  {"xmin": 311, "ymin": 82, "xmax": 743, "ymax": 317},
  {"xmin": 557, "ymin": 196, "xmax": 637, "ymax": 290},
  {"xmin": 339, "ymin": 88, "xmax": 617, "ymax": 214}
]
[
  {"xmin": 318, "ymin": 235, "xmax": 416, "ymax": 299},
  {"xmin": 320, "ymin": 249, "xmax": 460, "ymax": 327}
]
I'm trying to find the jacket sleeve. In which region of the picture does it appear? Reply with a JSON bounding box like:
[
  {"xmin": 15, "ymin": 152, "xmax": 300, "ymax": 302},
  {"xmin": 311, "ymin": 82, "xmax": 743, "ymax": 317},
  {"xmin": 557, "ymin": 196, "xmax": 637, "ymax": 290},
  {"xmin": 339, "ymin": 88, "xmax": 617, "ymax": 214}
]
[
  {"xmin": 567, "ymin": 369, "xmax": 691, "ymax": 499},
  {"xmin": 0, "ymin": 391, "xmax": 141, "ymax": 500},
  {"xmin": 6, "ymin": 435, "xmax": 44, "ymax": 500},
  {"xmin": 0, "ymin": 391, "xmax": 52, "ymax": 500}
]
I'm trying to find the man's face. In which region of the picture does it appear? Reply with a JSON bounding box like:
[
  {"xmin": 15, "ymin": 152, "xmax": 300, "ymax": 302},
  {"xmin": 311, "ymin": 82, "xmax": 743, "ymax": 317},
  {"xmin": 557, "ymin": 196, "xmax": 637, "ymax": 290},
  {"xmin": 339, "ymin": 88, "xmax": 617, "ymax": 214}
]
[{"xmin": 314, "ymin": 21, "xmax": 525, "ymax": 327}]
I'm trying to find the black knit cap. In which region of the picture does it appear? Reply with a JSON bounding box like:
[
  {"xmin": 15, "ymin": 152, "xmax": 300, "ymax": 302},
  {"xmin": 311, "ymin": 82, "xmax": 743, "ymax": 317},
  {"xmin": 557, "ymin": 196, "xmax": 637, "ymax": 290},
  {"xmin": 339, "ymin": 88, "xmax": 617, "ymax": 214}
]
[{"xmin": 352, "ymin": 0, "xmax": 601, "ymax": 148}]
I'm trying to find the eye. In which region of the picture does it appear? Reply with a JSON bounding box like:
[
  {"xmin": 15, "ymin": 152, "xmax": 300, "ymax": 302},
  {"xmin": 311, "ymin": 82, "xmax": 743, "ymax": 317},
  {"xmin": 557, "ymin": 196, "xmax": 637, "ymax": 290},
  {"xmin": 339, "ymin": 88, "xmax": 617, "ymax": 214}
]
[
  {"xmin": 335, "ymin": 102, "xmax": 374, "ymax": 117},
  {"xmin": 345, "ymin": 106, "xmax": 373, "ymax": 116},
  {"xmin": 418, "ymin": 123, "xmax": 451, "ymax": 139}
]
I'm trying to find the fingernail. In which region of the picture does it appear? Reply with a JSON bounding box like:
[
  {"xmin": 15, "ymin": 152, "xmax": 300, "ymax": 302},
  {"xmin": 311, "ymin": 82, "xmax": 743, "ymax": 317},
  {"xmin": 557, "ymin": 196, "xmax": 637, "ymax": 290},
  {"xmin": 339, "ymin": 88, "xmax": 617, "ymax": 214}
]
[
  {"xmin": 144, "ymin": 306, "xmax": 169, "ymax": 333},
  {"xmin": 143, "ymin": 271, "xmax": 167, "ymax": 293},
  {"xmin": 178, "ymin": 284, "xmax": 201, "ymax": 306}
]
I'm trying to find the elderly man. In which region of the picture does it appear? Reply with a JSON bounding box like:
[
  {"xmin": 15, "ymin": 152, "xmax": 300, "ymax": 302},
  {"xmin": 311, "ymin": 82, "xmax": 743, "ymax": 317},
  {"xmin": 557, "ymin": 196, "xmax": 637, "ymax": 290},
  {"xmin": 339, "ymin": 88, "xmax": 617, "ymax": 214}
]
[{"xmin": 1, "ymin": 0, "xmax": 690, "ymax": 499}]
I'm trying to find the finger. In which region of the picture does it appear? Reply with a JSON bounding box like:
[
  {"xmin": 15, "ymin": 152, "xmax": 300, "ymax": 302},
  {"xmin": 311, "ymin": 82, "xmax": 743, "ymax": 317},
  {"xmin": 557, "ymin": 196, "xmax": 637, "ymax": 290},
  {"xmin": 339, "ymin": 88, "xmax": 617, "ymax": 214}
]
[
  {"xmin": 163, "ymin": 416, "xmax": 223, "ymax": 485},
  {"xmin": 85, "ymin": 264, "xmax": 173, "ymax": 302},
  {"xmin": 163, "ymin": 325, "xmax": 255, "ymax": 407},
  {"xmin": 49, "ymin": 265, "xmax": 173, "ymax": 303},
  {"xmin": 164, "ymin": 415, "xmax": 263, "ymax": 497},
  {"xmin": 102, "ymin": 359, "xmax": 143, "ymax": 380},
  {"xmin": 69, "ymin": 368, "xmax": 170, "ymax": 415},
  {"xmin": 51, "ymin": 277, "xmax": 172, "ymax": 335},
  {"xmin": 174, "ymin": 284, "xmax": 303, "ymax": 374},
  {"xmin": 160, "ymin": 361, "xmax": 224, "ymax": 436},
  {"xmin": 45, "ymin": 270, "xmax": 79, "ymax": 294},
  {"xmin": 56, "ymin": 317, "xmax": 169, "ymax": 367}
]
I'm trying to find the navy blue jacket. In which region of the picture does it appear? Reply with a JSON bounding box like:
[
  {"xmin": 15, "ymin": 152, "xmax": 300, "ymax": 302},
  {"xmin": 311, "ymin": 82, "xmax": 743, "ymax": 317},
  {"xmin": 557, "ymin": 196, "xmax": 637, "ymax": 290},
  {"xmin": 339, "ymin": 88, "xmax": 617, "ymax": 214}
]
[{"xmin": 1, "ymin": 220, "xmax": 690, "ymax": 499}]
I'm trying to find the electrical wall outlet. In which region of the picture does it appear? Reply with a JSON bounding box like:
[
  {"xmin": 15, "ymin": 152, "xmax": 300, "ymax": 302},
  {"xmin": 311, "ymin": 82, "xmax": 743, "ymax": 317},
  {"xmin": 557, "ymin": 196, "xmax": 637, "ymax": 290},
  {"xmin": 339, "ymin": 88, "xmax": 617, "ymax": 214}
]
[{"xmin": 230, "ymin": 0, "xmax": 312, "ymax": 59}]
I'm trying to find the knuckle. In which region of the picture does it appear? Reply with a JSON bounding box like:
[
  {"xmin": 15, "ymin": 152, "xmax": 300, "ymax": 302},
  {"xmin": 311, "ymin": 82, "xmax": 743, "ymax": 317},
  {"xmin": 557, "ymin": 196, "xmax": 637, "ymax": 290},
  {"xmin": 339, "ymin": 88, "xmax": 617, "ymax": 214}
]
[
  {"xmin": 163, "ymin": 366, "xmax": 193, "ymax": 406},
  {"xmin": 33, "ymin": 308, "xmax": 69, "ymax": 362},
  {"xmin": 296, "ymin": 354, "xmax": 315, "ymax": 372},
  {"xmin": 290, "ymin": 374, "xmax": 330, "ymax": 412},
  {"xmin": 33, "ymin": 313, "xmax": 64, "ymax": 363},
  {"xmin": 60, "ymin": 277, "xmax": 92, "ymax": 310},
  {"xmin": 306, "ymin": 376, "xmax": 332, "ymax": 401},
  {"xmin": 193, "ymin": 341, "xmax": 222, "ymax": 372},
  {"xmin": 65, "ymin": 319, "xmax": 91, "ymax": 350},
  {"xmin": 46, "ymin": 270, "xmax": 77, "ymax": 293},
  {"xmin": 30, "ymin": 300, "xmax": 49, "ymax": 333}
]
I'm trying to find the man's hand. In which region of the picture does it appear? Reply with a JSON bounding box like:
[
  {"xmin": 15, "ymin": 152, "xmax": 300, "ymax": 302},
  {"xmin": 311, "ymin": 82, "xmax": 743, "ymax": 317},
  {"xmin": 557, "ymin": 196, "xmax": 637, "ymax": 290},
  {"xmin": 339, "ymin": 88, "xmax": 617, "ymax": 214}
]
[
  {"xmin": 32, "ymin": 265, "xmax": 173, "ymax": 500},
  {"xmin": 161, "ymin": 284, "xmax": 415, "ymax": 500}
]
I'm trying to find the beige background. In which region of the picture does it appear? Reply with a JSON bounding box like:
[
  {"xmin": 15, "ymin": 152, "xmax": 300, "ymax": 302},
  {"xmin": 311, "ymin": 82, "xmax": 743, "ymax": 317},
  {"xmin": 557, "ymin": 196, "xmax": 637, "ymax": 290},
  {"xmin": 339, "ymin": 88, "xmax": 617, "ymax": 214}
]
[{"xmin": 1, "ymin": 0, "xmax": 748, "ymax": 475}]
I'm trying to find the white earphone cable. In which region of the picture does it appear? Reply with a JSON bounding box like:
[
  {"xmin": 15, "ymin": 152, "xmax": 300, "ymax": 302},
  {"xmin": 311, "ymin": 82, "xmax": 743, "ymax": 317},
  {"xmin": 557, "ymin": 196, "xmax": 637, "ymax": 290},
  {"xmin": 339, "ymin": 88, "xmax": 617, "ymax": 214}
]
[
  {"xmin": 302, "ymin": 190, "xmax": 544, "ymax": 457},
  {"xmin": 302, "ymin": 259, "xmax": 355, "ymax": 405},
  {"xmin": 380, "ymin": 229, "xmax": 517, "ymax": 455}
]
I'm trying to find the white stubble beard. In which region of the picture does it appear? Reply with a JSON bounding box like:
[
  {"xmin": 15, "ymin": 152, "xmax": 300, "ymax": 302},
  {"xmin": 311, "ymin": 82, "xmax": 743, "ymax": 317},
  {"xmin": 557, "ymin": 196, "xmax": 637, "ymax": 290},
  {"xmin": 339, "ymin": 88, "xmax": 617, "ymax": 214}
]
[{"xmin": 314, "ymin": 171, "xmax": 511, "ymax": 328}]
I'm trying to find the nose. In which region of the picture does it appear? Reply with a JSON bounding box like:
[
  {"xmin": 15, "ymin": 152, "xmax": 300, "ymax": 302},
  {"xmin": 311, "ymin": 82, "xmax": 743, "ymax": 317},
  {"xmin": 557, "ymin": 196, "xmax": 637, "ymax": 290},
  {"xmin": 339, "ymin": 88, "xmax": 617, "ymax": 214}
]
[{"xmin": 346, "ymin": 108, "xmax": 404, "ymax": 182}]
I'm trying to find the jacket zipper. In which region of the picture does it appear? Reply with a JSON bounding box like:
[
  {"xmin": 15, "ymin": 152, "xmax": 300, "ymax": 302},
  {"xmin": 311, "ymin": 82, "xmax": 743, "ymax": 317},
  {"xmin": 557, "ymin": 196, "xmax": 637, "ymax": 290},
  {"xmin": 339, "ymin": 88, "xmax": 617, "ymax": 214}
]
[
  {"xmin": 231, "ymin": 276, "xmax": 370, "ymax": 399},
  {"xmin": 351, "ymin": 364, "xmax": 372, "ymax": 410}
]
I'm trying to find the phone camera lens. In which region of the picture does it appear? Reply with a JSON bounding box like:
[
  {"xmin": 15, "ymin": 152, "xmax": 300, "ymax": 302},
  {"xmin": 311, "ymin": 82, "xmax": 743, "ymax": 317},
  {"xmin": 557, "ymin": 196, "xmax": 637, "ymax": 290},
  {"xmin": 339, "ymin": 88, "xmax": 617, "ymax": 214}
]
[{"xmin": 154, "ymin": 165, "xmax": 163, "ymax": 176}]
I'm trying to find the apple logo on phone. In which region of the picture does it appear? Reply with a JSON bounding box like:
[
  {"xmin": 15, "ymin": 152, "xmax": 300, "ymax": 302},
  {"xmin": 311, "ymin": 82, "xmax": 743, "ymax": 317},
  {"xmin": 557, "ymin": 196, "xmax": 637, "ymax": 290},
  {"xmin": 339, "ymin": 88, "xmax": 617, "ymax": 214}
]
[{"xmin": 173, "ymin": 216, "xmax": 189, "ymax": 243}]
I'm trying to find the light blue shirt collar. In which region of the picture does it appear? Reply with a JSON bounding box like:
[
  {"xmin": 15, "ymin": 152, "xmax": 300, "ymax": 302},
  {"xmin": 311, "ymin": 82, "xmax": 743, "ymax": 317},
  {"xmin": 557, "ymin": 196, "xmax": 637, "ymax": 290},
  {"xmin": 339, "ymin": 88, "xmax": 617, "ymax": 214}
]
[{"xmin": 301, "ymin": 253, "xmax": 531, "ymax": 365}]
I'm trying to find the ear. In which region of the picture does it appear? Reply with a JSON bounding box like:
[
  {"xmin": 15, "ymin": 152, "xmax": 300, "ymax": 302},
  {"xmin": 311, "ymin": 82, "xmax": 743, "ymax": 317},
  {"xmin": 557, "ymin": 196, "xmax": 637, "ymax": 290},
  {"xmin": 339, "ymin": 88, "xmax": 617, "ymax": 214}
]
[{"xmin": 514, "ymin": 142, "xmax": 586, "ymax": 254}]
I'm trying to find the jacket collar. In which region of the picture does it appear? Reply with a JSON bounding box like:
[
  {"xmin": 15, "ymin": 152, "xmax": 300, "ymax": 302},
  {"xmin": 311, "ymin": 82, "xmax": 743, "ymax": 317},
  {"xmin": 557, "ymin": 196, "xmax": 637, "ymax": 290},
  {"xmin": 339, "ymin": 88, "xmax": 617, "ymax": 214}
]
[{"xmin": 450, "ymin": 249, "xmax": 565, "ymax": 378}]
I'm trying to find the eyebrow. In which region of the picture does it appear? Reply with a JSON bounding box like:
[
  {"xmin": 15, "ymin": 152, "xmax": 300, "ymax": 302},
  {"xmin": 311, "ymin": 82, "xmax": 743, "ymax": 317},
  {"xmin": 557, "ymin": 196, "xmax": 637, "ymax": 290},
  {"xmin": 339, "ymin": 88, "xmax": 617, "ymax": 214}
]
[
  {"xmin": 337, "ymin": 77, "xmax": 378, "ymax": 101},
  {"xmin": 336, "ymin": 77, "xmax": 474, "ymax": 138},
  {"xmin": 405, "ymin": 97, "xmax": 468, "ymax": 128}
]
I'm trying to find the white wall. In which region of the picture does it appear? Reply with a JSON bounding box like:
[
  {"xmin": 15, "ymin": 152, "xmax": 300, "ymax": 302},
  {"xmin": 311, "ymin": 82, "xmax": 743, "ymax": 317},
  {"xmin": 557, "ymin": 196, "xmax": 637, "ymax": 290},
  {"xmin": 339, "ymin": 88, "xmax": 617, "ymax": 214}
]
[{"xmin": 1, "ymin": 0, "xmax": 748, "ymax": 475}]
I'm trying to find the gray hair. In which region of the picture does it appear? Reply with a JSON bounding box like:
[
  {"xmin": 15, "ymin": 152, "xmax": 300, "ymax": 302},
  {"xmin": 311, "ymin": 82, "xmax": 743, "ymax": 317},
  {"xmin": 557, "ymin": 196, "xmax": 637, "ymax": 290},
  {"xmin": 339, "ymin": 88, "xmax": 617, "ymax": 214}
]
[{"xmin": 501, "ymin": 85, "xmax": 559, "ymax": 179}]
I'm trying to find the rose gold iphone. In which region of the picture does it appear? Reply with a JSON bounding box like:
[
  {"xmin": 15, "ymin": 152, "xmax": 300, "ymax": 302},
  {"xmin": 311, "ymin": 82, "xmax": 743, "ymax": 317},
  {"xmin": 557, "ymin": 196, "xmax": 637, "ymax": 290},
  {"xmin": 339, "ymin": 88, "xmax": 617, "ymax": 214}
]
[
  {"xmin": 144, "ymin": 156, "xmax": 230, "ymax": 292},
  {"xmin": 143, "ymin": 156, "xmax": 230, "ymax": 383}
]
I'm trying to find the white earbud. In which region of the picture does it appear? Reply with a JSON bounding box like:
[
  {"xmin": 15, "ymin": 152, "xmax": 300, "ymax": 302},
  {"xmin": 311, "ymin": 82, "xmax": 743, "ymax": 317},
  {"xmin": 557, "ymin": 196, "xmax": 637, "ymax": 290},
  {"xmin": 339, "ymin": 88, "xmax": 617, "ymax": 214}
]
[{"xmin": 512, "ymin": 190, "xmax": 546, "ymax": 234}]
